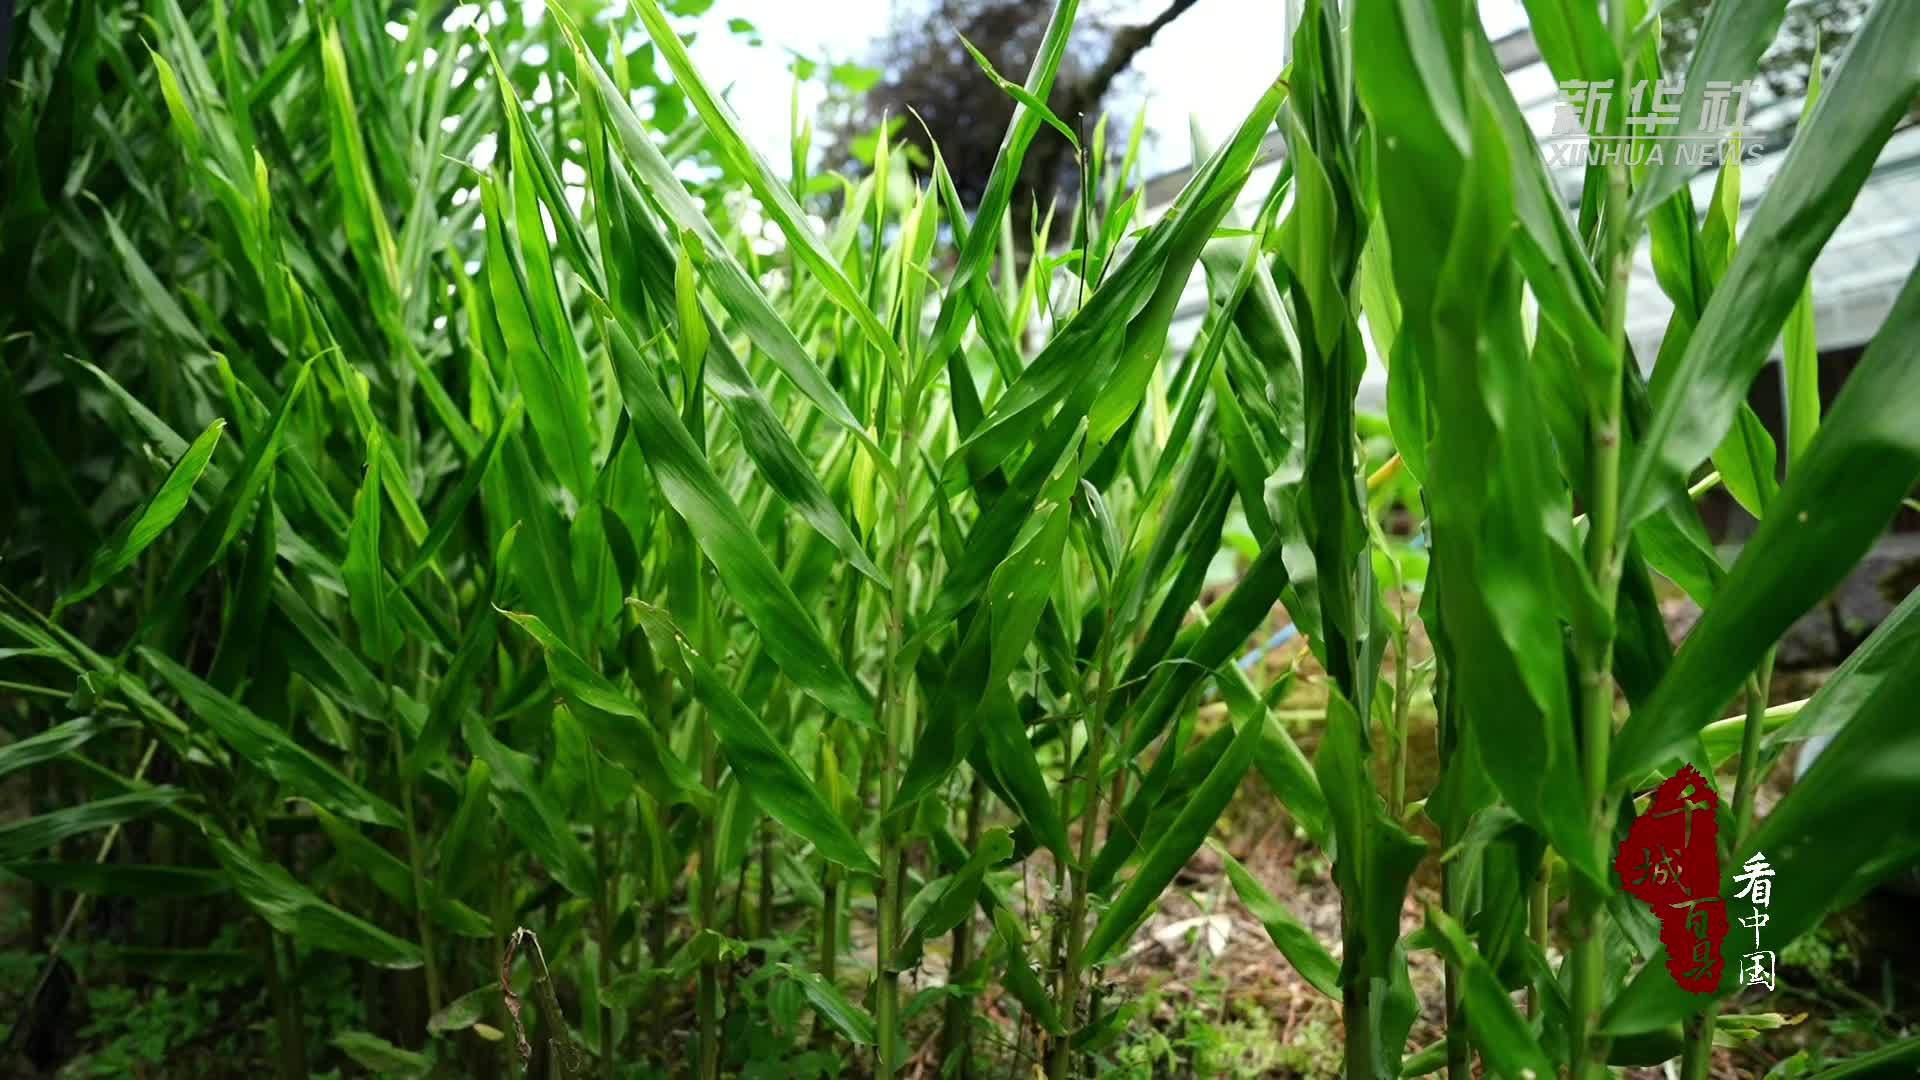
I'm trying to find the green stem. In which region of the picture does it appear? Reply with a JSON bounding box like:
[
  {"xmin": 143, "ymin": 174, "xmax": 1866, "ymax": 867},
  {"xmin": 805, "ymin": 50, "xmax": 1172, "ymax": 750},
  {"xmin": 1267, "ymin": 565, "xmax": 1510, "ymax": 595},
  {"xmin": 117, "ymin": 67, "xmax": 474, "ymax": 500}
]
[
  {"xmin": 876, "ymin": 374, "xmax": 922, "ymax": 1079},
  {"xmin": 387, "ymin": 666, "xmax": 442, "ymax": 1018},
  {"xmin": 820, "ymin": 859, "xmax": 841, "ymax": 983},
  {"xmin": 941, "ymin": 774, "xmax": 985, "ymax": 1079},
  {"xmin": 1343, "ymin": 912, "xmax": 1376, "ymax": 1080},
  {"xmin": 822, "ymin": 584, "xmax": 859, "ymax": 1007},
  {"xmin": 261, "ymin": 920, "xmax": 308, "ymax": 1080},
  {"xmin": 1682, "ymin": 658, "xmax": 1775, "ymax": 1080},
  {"xmin": 591, "ymin": 787, "xmax": 616, "ymax": 1079},
  {"xmin": 1570, "ymin": 1, "xmax": 1636, "ymax": 1069},
  {"xmin": 1439, "ymin": 683, "xmax": 1470, "ymax": 1080},
  {"xmin": 1729, "ymin": 661, "xmax": 1774, "ymax": 841},
  {"xmin": 1443, "ymin": 862, "xmax": 1468, "ymax": 1079},
  {"xmin": 1528, "ymin": 859, "xmax": 1550, "ymax": 1021},
  {"xmin": 1389, "ymin": 618, "xmax": 1411, "ymax": 819},
  {"xmin": 698, "ymin": 705, "xmax": 720, "ymax": 1080},
  {"xmin": 759, "ymin": 817, "xmax": 776, "ymax": 941},
  {"xmin": 1051, "ymin": 622, "xmax": 1116, "ymax": 1078},
  {"xmin": 646, "ymin": 874, "xmax": 670, "ymax": 1062}
]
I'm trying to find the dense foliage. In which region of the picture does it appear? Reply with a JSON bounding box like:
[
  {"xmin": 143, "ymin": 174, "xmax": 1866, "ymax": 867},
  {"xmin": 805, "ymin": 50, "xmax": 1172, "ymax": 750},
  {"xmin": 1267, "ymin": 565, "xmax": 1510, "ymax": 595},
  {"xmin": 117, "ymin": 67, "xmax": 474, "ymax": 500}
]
[{"xmin": 2, "ymin": 0, "xmax": 1918, "ymax": 1077}]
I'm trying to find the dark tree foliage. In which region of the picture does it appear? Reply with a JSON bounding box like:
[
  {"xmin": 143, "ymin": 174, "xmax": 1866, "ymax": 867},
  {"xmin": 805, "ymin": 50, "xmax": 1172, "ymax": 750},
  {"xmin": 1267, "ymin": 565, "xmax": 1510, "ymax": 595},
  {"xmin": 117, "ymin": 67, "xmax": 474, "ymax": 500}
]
[
  {"xmin": 1658, "ymin": 0, "xmax": 1876, "ymax": 130},
  {"xmin": 828, "ymin": 0, "xmax": 1202, "ymax": 217}
]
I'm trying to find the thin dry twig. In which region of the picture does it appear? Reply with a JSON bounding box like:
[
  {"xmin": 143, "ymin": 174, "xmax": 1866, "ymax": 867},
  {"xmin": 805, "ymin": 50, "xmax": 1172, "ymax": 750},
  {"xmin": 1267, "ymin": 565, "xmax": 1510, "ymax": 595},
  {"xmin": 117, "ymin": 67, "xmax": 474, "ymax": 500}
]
[{"xmin": 502, "ymin": 925, "xmax": 589, "ymax": 1076}]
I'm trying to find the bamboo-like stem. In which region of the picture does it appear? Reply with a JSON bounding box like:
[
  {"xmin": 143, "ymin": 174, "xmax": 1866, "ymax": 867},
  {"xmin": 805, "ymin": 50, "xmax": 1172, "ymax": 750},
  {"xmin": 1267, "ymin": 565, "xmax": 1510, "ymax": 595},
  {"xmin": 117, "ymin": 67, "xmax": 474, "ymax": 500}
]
[
  {"xmin": 262, "ymin": 918, "xmax": 307, "ymax": 1080},
  {"xmin": 1437, "ymin": 663, "xmax": 1470, "ymax": 1080},
  {"xmin": 1046, "ymin": 150, "xmax": 1100, "ymax": 1074},
  {"xmin": 1682, "ymin": 658, "xmax": 1776, "ymax": 1080},
  {"xmin": 391, "ymin": 719, "xmax": 443, "ymax": 1018},
  {"xmin": 1569, "ymin": 3, "xmax": 1636, "ymax": 1073},
  {"xmin": 941, "ymin": 774, "xmax": 986, "ymax": 1078},
  {"xmin": 759, "ymin": 817, "xmax": 776, "ymax": 940},
  {"xmin": 647, "ymin": 843, "xmax": 671, "ymax": 1060},
  {"xmin": 1731, "ymin": 661, "xmax": 1776, "ymax": 841},
  {"xmin": 1342, "ymin": 913, "xmax": 1376, "ymax": 1080},
  {"xmin": 876, "ymin": 364, "xmax": 923, "ymax": 1079},
  {"xmin": 820, "ymin": 858, "xmax": 842, "ymax": 984},
  {"xmin": 1528, "ymin": 860, "xmax": 1550, "ymax": 1020},
  {"xmin": 589, "ymin": 748, "xmax": 617, "ymax": 1080},
  {"xmin": 1443, "ymin": 859, "xmax": 1469, "ymax": 1080},
  {"xmin": 823, "ymin": 579, "xmax": 860, "ymax": 1003},
  {"xmin": 1388, "ymin": 617, "xmax": 1412, "ymax": 820},
  {"xmin": 1051, "ymin": 620, "xmax": 1117, "ymax": 1078},
  {"xmin": 697, "ymin": 705, "xmax": 721, "ymax": 1080}
]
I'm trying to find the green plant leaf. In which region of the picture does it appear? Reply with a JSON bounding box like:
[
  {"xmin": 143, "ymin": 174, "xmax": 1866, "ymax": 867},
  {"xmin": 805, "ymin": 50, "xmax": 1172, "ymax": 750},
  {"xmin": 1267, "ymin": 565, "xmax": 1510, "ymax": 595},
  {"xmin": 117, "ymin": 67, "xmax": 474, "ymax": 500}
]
[
  {"xmin": 600, "ymin": 316, "xmax": 871, "ymax": 727},
  {"xmin": 155, "ymin": 360, "xmax": 313, "ymax": 609},
  {"xmin": 332, "ymin": 1031, "xmax": 429, "ymax": 1077},
  {"xmin": 628, "ymin": 601, "xmax": 876, "ymax": 874},
  {"xmin": 1426, "ymin": 907, "xmax": 1554, "ymax": 1078},
  {"xmin": 311, "ymin": 804, "xmax": 490, "ymax": 938},
  {"xmin": 955, "ymin": 33, "xmax": 1079, "ymax": 150},
  {"xmin": 629, "ymin": 0, "xmax": 900, "ymax": 370},
  {"xmin": 923, "ymin": 0, "xmax": 1081, "ymax": 368},
  {"xmin": 571, "ymin": 38, "xmax": 882, "ymax": 465},
  {"xmin": 912, "ymin": 826, "xmax": 1013, "ymax": 944},
  {"xmin": 778, "ymin": 963, "xmax": 877, "ymax": 1046},
  {"xmin": 975, "ymin": 688, "xmax": 1071, "ymax": 865},
  {"xmin": 1781, "ymin": 45, "xmax": 1825, "ymax": 467},
  {"xmin": 0, "ymin": 716, "xmax": 108, "ymax": 780},
  {"xmin": 0, "ymin": 790, "xmax": 186, "ymax": 862},
  {"xmin": 1605, "ymin": 582, "xmax": 1920, "ymax": 1035},
  {"xmin": 1630, "ymin": 0, "xmax": 1791, "ymax": 220},
  {"xmin": 344, "ymin": 432, "xmax": 399, "ymax": 665},
  {"xmin": 428, "ymin": 987, "xmax": 497, "ymax": 1036},
  {"xmin": 61, "ymin": 419, "xmax": 225, "ymax": 610},
  {"xmin": 2, "ymin": 861, "xmax": 228, "ymax": 897},
  {"xmin": 212, "ymin": 836, "xmax": 422, "ymax": 969},
  {"xmin": 1083, "ymin": 707, "xmax": 1261, "ymax": 967},
  {"xmin": 501, "ymin": 609, "xmax": 704, "ymax": 810},
  {"xmin": 1622, "ymin": 0, "xmax": 1920, "ymax": 529},
  {"xmin": 141, "ymin": 649, "xmax": 402, "ymax": 828},
  {"xmin": 478, "ymin": 175, "xmax": 597, "ymax": 505},
  {"xmin": 1612, "ymin": 262, "xmax": 1920, "ymax": 785},
  {"xmin": 993, "ymin": 906, "xmax": 1064, "ymax": 1035},
  {"xmin": 462, "ymin": 713, "xmax": 596, "ymax": 898},
  {"xmin": 1213, "ymin": 841, "xmax": 1339, "ymax": 998}
]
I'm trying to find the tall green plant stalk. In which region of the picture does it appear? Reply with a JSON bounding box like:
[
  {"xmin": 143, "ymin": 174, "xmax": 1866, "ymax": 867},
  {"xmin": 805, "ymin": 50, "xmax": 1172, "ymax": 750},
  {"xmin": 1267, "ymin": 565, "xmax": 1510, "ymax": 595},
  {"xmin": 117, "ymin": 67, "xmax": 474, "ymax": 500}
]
[
  {"xmin": 820, "ymin": 782, "xmax": 844, "ymax": 989},
  {"xmin": 261, "ymin": 921, "xmax": 307, "ymax": 1080},
  {"xmin": 823, "ymin": 577, "xmax": 860, "ymax": 1001},
  {"xmin": 697, "ymin": 700, "xmax": 721, "ymax": 1080},
  {"xmin": 390, "ymin": 704, "xmax": 443, "ymax": 1018},
  {"xmin": 876, "ymin": 367, "xmax": 923, "ymax": 1079},
  {"xmin": 1443, "ymin": 862, "xmax": 1468, "ymax": 1080},
  {"xmin": 1528, "ymin": 863, "xmax": 1550, "ymax": 1021},
  {"xmin": 678, "ymin": 528, "xmax": 721, "ymax": 1080},
  {"xmin": 942, "ymin": 774, "xmax": 986, "ymax": 1078},
  {"xmin": 1052, "ymin": 620, "xmax": 1117, "ymax": 1078},
  {"xmin": 1680, "ymin": 658, "xmax": 1776, "ymax": 1080},
  {"xmin": 1435, "ymin": 659, "xmax": 1470, "ymax": 1080},
  {"xmin": 1569, "ymin": 3, "xmax": 1638, "ymax": 1074},
  {"xmin": 590, "ymin": 762, "xmax": 618, "ymax": 1080}
]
